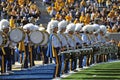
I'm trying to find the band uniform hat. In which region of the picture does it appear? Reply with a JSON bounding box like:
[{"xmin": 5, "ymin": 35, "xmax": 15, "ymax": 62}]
[
  {"xmin": 99, "ymin": 25, "xmax": 107, "ymax": 34},
  {"xmin": 46, "ymin": 20, "xmax": 59, "ymax": 34},
  {"xmin": 23, "ymin": 23, "xmax": 34, "ymax": 31},
  {"xmin": 33, "ymin": 25, "xmax": 39, "ymax": 31},
  {"xmin": 75, "ymin": 23, "xmax": 83, "ymax": 31},
  {"xmin": 58, "ymin": 20, "xmax": 67, "ymax": 31},
  {"xmin": 66, "ymin": 23, "xmax": 76, "ymax": 33},
  {"xmin": 82, "ymin": 24, "xmax": 94, "ymax": 33},
  {"xmin": 0, "ymin": 19, "xmax": 9, "ymax": 30}
]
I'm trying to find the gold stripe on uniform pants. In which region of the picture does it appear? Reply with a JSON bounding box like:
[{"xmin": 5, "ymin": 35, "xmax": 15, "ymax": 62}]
[
  {"xmin": 52, "ymin": 45, "xmax": 59, "ymax": 77},
  {"xmin": 2, "ymin": 55, "xmax": 5, "ymax": 73},
  {"xmin": 29, "ymin": 45, "xmax": 33, "ymax": 67},
  {"xmin": 1, "ymin": 47, "xmax": 6, "ymax": 73}
]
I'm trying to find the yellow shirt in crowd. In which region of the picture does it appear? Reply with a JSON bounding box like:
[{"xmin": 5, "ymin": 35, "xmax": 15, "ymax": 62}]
[
  {"xmin": 7, "ymin": 0, "xmax": 14, "ymax": 3},
  {"xmin": 93, "ymin": 13, "xmax": 99, "ymax": 20},
  {"xmin": 55, "ymin": 13, "xmax": 61, "ymax": 19},
  {"xmin": 112, "ymin": 28, "xmax": 118, "ymax": 33},
  {"xmin": 79, "ymin": 15, "xmax": 85, "ymax": 23},
  {"xmin": 9, "ymin": 18, "xmax": 15, "ymax": 28},
  {"xmin": 84, "ymin": 14, "xmax": 90, "ymax": 25},
  {"xmin": 65, "ymin": 15, "xmax": 72, "ymax": 22},
  {"xmin": 30, "ymin": 4, "xmax": 39, "ymax": 11},
  {"xmin": 80, "ymin": 0, "xmax": 86, "ymax": 7},
  {"xmin": 107, "ymin": 28, "xmax": 112, "ymax": 33},
  {"xmin": 67, "ymin": 0, "xmax": 74, "ymax": 4},
  {"xmin": 74, "ymin": 19, "xmax": 79, "ymax": 24},
  {"xmin": 54, "ymin": 6, "xmax": 61, "ymax": 12},
  {"xmin": 108, "ymin": 9, "xmax": 115, "ymax": 18},
  {"xmin": 97, "ymin": 0, "xmax": 104, "ymax": 3},
  {"xmin": 18, "ymin": 0, "xmax": 25, "ymax": 6},
  {"xmin": 47, "ymin": 6, "xmax": 52, "ymax": 13},
  {"xmin": 54, "ymin": 1, "xmax": 64, "ymax": 12}
]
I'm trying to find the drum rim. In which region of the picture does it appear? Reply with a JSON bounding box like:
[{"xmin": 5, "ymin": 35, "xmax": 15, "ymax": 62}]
[
  {"xmin": 9, "ymin": 28, "xmax": 25, "ymax": 43},
  {"xmin": 29, "ymin": 30, "xmax": 44, "ymax": 45},
  {"xmin": 40, "ymin": 31, "xmax": 49, "ymax": 46}
]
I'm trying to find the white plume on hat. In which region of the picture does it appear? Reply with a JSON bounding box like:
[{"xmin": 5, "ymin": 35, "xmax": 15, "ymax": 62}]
[
  {"xmin": 23, "ymin": 23, "xmax": 34, "ymax": 31},
  {"xmin": 39, "ymin": 24, "xmax": 45, "ymax": 31},
  {"xmin": 46, "ymin": 21, "xmax": 52, "ymax": 34},
  {"xmin": 0, "ymin": 19, "xmax": 9, "ymax": 30},
  {"xmin": 82, "ymin": 24, "xmax": 94, "ymax": 33},
  {"xmin": 66, "ymin": 23, "xmax": 75, "ymax": 33},
  {"xmin": 58, "ymin": 20, "xmax": 67, "ymax": 31},
  {"xmin": 47, "ymin": 20, "xmax": 59, "ymax": 34},
  {"xmin": 99, "ymin": 25, "xmax": 107, "ymax": 34},
  {"xmin": 75, "ymin": 23, "xmax": 83, "ymax": 31},
  {"xmin": 39, "ymin": 27, "xmax": 45, "ymax": 31}
]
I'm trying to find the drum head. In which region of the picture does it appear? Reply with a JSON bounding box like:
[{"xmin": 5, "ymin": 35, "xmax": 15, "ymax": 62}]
[
  {"xmin": 9, "ymin": 28, "xmax": 25, "ymax": 43},
  {"xmin": 41, "ymin": 31, "xmax": 49, "ymax": 46},
  {"xmin": 30, "ymin": 30, "xmax": 44, "ymax": 44}
]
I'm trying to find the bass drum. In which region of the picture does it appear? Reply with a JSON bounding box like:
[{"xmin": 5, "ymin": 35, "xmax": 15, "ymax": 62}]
[
  {"xmin": 29, "ymin": 30, "xmax": 44, "ymax": 45},
  {"xmin": 0, "ymin": 31, "xmax": 8, "ymax": 47},
  {"xmin": 9, "ymin": 28, "xmax": 25, "ymax": 43},
  {"xmin": 40, "ymin": 31, "xmax": 49, "ymax": 46}
]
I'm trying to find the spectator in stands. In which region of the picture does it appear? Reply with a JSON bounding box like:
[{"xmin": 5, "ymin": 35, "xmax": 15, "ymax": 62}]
[
  {"xmin": 0, "ymin": 0, "xmax": 41, "ymax": 27},
  {"xmin": 21, "ymin": 17, "xmax": 29, "ymax": 26},
  {"xmin": 9, "ymin": 16, "xmax": 15, "ymax": 28}
]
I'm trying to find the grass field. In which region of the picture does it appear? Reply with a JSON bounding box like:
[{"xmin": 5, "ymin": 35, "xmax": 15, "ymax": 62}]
[{"xmin": 62, "ymin": 61, "xmax": 120, "ymax": 80}]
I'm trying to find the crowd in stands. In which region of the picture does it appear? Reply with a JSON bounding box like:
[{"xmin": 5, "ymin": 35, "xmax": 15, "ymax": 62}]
[
  {"xmin": 0, "ymin": 0, "xmax": 119, "ymax": 33},
  {"xmin": 44, "ymin": 0, "xmax": 120, "ymax": 33},
  {"xmin": 0, "ymin": 0, "xmax": 40, "ymax": 28}
]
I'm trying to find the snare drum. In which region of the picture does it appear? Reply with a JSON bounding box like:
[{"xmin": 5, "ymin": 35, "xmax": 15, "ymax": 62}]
[
  {"xmin": 9, "ymin": 28, "xmax": 25, "ymax": 43},
  {"xmin": 29, "ymin": 30, "xmax": 44, "ymax": 45},
  {"xmin": 0, "ymin": 31, "xmax": 8, "ymax": 47}
]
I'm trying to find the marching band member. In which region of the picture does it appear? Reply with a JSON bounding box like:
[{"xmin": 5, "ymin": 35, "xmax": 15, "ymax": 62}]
[
  {"xmin": 86, "ymin": 25, "xmax": 97, "ymax": 65},
  {"xmin": 57, "ymin": 20, "xmax": 68, "ymax": 74},
  {"xmin": 65, "ymin": 23, "xmax": 76, "ymax": 72},
  {"xmin": 46, "ymin": 20, "xmax": 62, "ymax": 78},
  {"xmin": 30, "ymin": 25, "xmax": 39, "ymax": 66},
  {"xmin": 74, "ymin": 23, "xmax": 83, "ymax": 68},
  {"xmin": 99, "ymin": 25, "xmax": 108, "ymax": 62},
  {"xmin": 9, "ymin": 16, "xmax": 16, "ymax": 65},
  {"xmin": 0, "ymin": 19, "xmax": 15, "ymax": 74},
  {"xmin": 96, "ymin": 25, "xmax": 107, "ymax": 62},
  {"xmin": 21, "ymin": 23, "xmax": 35, "ymax": 68},
  {"xmin": 81, "ymin": 25, "xmax": 92, "ymax": 66},
  {"xmin": 98, "ymin": 25, "xmax": 107, "ymax": 44},
  {"xmin": 39, "ymin": 25, "xmax": 49, "ymax": 64},
  {"xmin": 91, "ymin": 19, "xmax": 101, "ymax": 64}
]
